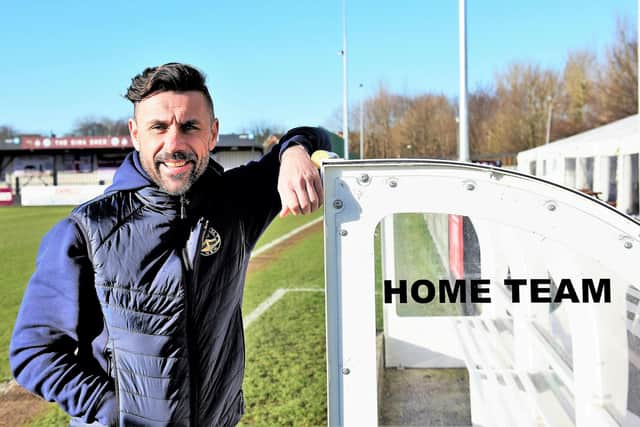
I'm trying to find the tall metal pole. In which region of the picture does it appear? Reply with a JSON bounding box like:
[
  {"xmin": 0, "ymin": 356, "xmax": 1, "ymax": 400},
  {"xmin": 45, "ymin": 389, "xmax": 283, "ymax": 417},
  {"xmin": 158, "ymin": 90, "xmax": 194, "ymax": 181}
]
[
  {"xmin": 545, "ymin": 96, "xmax": 554, "ymax": 144},
  {"xmin": 359, "ymin": 83, "xmax": 364, "ymax": 159},
  {"xmin": 341, "ymin": 0, "xmax": 350, "ymax": 160},
  {"xmin": 458, "ymin": 0, "xmax": 470, "ymax": 162}
]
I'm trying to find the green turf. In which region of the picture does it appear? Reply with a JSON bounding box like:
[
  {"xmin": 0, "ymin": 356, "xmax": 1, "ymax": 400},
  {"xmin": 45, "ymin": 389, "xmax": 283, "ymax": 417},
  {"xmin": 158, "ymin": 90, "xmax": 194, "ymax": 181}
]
[
  {"xmin": 392, "ymin": 213, "xmax": 460, "ymax": 317},
  {"xmin": 241, "ymin": 291, "xmax": 326, "ymax": 426},
  {"xmin": 0, "ymin": 206, "xmax": 73, "ymax": 382},
  {"xmin": 16, "ymin": 208, "xmax": 326, "ymax": 426},
  {"xmin": 254, "ymin": 208, "xmax": 323, "ymax": 251},
  {"xmin": 374, "ymin": 223, "xmax": 383, "ymax": 331},
  {"xmin": 243, "ymin": 230, "xmax": 324, "ymax": 314},
  {"xmin": 25, "ymin": 406, "xmax": 69, "ymax": 427}
]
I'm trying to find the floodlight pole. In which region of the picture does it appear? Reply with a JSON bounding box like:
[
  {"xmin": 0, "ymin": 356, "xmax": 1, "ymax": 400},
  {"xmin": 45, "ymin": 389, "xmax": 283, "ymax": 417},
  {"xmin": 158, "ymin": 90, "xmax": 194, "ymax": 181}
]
[
  {"xmin": 342, "ymin": 0, "xmax": 350, "ymax": 160},
  {"xmin": 359, "ymin": 83, "xmax": 364, "ymax": 159},
  {"xmin": 458, "ymin": 0, "xmax": 470, "ymax": 162},
  {"xmin": 545, "ymin": 96, "xmax": 554, "ymax": 144}
]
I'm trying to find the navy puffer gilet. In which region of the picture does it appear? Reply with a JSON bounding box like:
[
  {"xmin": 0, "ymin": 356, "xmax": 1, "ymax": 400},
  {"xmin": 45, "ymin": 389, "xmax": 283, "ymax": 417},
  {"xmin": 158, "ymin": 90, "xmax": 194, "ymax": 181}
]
[{"xmin": 70, "ymin": 158, "xmax": 275, "ymax": 426}]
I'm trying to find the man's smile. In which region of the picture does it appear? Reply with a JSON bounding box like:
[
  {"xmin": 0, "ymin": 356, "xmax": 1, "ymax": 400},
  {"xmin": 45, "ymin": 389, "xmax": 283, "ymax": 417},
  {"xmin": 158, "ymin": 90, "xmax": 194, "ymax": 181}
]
[{"xmin": 159, "ymin": 160, "xmax": 194, "ymax": 176}]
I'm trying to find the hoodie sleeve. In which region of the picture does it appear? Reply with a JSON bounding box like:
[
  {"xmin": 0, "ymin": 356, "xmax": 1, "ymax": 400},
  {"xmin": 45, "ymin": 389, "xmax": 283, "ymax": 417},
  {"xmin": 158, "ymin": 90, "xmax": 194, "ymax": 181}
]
[
  {"xmin": 223, "ymin": 126, "xmax": 332, "ymax": 248},
  {"xmin": 9, "ymin": 218, "xmax": 116, "ymax": 425}
]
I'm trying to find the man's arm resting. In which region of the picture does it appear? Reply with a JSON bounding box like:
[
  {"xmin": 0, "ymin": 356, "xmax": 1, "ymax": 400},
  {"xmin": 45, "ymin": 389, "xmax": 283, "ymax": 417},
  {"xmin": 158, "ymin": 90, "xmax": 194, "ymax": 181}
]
[
  {"xmin": 277, "ymin": 127, "xmax": 331, "ymax": 217},
  {"xmin": 278, "ymin": 145, "xmax": 323, "ymax": 217},
  {"xmin": 9, "ymin": 219, "xmax": 116, "ymax": 425}
]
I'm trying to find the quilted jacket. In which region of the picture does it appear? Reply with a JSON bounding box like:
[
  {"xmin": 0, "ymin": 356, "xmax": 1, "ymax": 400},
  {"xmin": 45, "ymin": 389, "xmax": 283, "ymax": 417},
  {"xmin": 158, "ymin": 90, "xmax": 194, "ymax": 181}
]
[{"xmin": 9, "ymin": 127, "xmax": 331, "ymax": 426}]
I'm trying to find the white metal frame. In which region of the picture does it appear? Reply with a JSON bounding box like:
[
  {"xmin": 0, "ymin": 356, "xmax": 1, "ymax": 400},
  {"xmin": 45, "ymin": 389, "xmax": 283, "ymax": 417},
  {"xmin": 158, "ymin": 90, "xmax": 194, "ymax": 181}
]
[{"xmin": 323, "ymin": 159, "xmax": 640, "ymax": 427}]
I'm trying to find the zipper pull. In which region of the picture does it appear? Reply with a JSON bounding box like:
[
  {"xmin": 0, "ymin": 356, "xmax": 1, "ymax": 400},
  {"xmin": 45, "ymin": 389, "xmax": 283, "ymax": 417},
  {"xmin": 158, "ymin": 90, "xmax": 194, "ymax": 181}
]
[{"xmin": 180, "ymin": 195, "xmax": 187, "ymax": 219}]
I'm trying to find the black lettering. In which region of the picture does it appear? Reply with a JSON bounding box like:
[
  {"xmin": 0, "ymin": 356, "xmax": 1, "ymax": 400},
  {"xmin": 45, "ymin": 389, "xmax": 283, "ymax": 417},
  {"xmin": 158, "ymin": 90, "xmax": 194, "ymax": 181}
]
[
  {"xmin": 439, "ymin": 279, "xmax": 466, "ymax": 303},
  {"xmin": 411, "ymin": 280, "xmax": 436, "ymax": 303},
  {"xmin": 582, "ymin": 278, "xmax": 611, "ymax": 303},
  {"xmin": 531, "ymin": 279, "xmax": 552, "ymax": 303},
  {"xmin": 471, "ymin": 279, "xmax": 491, "ymax": 303},
  {"xmin": 555, "ymin": 278, "xmax": 579, "ymax": 302},
  {"xmin": 504, "ymin": 279, "xmax": 527, "ymax": 302},
  {"xmin": 384, "ymin": 279, "xmax": 407, "ymax": 304}
]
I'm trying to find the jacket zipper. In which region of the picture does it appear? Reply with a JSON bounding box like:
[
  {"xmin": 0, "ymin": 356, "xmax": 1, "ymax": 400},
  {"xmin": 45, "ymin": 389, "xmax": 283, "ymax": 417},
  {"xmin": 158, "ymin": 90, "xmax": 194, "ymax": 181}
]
[
  {"xmin": 182, "ymin": 217, "xmax": 207, "ymax": 426},
  {"xmin": 180, "ymin": 195, "xmax": 187, "ymax": 220},
  {"xmin": 106, "ymin": 340, "xmax": 120, "ymax": 424}
]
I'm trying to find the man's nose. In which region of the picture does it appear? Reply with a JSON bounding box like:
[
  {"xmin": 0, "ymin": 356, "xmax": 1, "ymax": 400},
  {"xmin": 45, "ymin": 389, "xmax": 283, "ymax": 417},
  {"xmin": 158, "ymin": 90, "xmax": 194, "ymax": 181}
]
[{"xmin": 163, "ymin": 126, "xmax": 185, "ymax": 152}]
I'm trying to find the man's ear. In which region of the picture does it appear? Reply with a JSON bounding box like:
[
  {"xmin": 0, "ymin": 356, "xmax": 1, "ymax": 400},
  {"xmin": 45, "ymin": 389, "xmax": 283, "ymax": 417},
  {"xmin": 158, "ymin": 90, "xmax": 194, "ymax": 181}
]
[
  {"xmin": 129, "ymin": 118, "xmax": 140, "ymax": 151},
  {"xmin": 209, "ymin": 118, "xmax": 219, "ymax": 151}
]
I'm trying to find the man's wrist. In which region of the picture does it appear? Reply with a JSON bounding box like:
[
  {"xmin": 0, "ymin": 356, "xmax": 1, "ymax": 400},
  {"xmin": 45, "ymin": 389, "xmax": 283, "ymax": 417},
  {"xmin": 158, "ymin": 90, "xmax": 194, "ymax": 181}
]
[
  {"xmin": 281, "ymin": 144, "xmax": 308, "ymax": 162},
  {"xmin": 278, "ymin": 134, "xmax": 314, "ymax": 161}
]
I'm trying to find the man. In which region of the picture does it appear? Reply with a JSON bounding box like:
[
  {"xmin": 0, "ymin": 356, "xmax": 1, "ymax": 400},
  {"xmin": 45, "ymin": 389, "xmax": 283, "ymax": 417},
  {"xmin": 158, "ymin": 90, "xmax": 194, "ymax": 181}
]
[{"xmin": 10, "ymin": 63, "xmax": 330, "ymax": 426}]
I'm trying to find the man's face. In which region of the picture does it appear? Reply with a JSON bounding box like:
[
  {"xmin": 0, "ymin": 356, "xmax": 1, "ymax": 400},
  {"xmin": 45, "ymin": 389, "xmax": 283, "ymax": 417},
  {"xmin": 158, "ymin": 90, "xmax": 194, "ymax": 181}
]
[{"xmin": 128, "ymin": 91, "xmax": 218, "ymax": 195}]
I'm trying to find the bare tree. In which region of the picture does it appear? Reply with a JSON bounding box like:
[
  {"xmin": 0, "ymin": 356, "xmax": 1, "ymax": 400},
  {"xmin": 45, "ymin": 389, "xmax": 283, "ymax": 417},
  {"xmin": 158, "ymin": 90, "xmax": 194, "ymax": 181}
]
[
  {"xmin": 361, "ymin": 83, "xmax": 411, "ymax": 158},
  {"xmin": 70, "ymin": 117, "xmax": 129, "ymax": 136},
  {"xmin": 489, "ymin": 63, "xmax": 559, "ymax": 153},
  {"xmin": 595, "ymin": 19, "xmax": 638, "ymax": 123},
  {"xmin": 242, "ymin": 121, "xmax": 285, "ymax": 153},
  {"xmin": 244, "ymin": 121, "xmax": 285, "ymax": 143},
  {"xmin": 395, "ymin": 94, "xmax": 457, "ymax": 158},
  {"xmin": 468, "ymin": 87, "xmax": 499, "ymax": 155},
  {"xmin": 551, "ymin": 50, "xmax": 599, "ymax": 140},
  {"xmin": 0, "ymin": 125, "xmax": 19, "ymax": 142}
]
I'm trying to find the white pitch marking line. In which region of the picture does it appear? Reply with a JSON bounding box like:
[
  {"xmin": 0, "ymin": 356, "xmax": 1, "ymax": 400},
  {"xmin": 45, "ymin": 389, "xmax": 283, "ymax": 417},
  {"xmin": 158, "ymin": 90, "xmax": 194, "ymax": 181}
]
[
  {"xmin": 243, "ymin": 288, "xmax": 324, "ymax": 329},
  {"xmin": 2, "ymin": 222, "xmax": 323, "ymax": 393},
  {"xmin": 0, "ymin": 379, "xmax": 17, "ymax": 396},
  {"xmin": 250, "ymin": 216, "xmax": 323, "ymax": 259}
]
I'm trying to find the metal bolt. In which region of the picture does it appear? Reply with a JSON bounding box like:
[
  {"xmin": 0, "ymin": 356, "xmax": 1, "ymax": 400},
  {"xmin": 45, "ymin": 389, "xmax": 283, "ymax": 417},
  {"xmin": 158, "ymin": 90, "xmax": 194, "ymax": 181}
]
[
  {"xmin": 333, "ymin": 199, "xmax": 343, "ymax": 209},
  {"xmin": 490, "ymin": 171, "xmax": 504, "ymax": 181},
  {"xmin": 465, "ymin": 182, "xmax": 475, "ymax": 191},
  {"xmin": 359, "ymin": 173, "xmax": 370, "ymax": 184},
  {"xmin": 624, "ymin": 241, "xmax": 633, "ymax": 249},
  {"xmin": 388, "ymin": 179, "xmax": 398, "ymax": 188},
  {"xmin": 340, "ymin": 229, "xmax": 348, "ymax": 236},
  {"xmin": 342, "ymin": 368, "xmax": 350, "ymax": 375},
  {"xmin": 546, "ymin": 202, "xmax": 557, "ymax": 212}
]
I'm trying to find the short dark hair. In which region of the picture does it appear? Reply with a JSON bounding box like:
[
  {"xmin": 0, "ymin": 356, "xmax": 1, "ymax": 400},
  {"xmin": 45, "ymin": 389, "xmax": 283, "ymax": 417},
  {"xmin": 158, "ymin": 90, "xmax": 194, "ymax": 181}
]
[{"xmin": 125, "ymin": 62, "xmax": 215, "ymax": 117}]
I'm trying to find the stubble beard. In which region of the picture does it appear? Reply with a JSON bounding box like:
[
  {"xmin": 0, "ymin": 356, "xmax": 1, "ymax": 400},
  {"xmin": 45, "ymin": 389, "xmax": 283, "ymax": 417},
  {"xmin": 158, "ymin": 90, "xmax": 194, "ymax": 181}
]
[{"xmin": 141, "ymin": 153, "xmax": 209, "ymax": 196}]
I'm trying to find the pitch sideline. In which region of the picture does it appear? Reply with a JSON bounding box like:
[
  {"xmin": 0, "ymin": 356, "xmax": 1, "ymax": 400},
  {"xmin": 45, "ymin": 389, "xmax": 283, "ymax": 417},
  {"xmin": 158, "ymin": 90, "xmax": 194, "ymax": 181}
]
[
  {"xmin": 250, "ymin": 216, "xmax": 323, "ymax": 258},
  {"xmin": 243, "ymin": 288, "xmax": 324, "ymax": 329},
  {"xmin": 1, "ymin": 217, "xmax": 325, "ymax": 391}
]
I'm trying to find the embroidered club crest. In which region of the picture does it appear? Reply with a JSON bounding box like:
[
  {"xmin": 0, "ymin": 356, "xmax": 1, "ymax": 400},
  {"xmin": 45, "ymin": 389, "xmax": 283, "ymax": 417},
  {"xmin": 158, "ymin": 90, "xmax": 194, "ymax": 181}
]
[{"xmin": 200, "ymin": 227, "xmax": 222, "ymax": 256}]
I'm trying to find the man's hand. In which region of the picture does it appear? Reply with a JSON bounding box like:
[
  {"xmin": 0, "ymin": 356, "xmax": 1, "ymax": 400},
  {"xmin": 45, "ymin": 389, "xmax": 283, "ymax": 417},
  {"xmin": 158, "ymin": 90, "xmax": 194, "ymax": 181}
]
[{"xmin": 278, "ymin": 145, "xmax": 323, "ymax": 217}]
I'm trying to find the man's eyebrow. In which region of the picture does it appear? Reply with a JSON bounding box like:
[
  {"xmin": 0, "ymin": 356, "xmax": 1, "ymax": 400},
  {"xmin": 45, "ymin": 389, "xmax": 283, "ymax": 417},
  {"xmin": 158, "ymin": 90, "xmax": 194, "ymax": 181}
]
[
  {"xmin": 146, "ymin": 119, "xmax": 169, "ymax": 127},
  {"xmin": 145, "ymin": 119, "xmax": 202, "ymax": 127}
]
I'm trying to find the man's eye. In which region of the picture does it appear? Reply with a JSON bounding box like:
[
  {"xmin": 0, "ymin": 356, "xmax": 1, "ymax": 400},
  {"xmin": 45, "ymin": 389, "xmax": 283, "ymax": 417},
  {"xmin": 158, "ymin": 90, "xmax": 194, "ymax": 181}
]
[
  {"xmin": 150, "ymin": 124, "xmax": 166, "ymax": 131},
  {"xmin": 182, "ymin": 123, "xmax": 199, "ymax": 132}
]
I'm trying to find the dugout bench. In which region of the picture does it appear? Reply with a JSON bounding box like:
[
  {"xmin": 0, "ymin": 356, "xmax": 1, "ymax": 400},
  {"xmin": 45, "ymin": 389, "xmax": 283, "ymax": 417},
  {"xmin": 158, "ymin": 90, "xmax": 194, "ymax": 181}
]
[{"xmin": 322, "ymin": 160, "xmax": 640, "ymax": 426}]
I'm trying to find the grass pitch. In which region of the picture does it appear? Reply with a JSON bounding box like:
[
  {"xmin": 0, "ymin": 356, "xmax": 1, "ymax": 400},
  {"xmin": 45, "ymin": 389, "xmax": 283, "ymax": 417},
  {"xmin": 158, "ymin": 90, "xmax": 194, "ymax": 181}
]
[
  {"xmin": 5, "ymin": 208, "xmax": 449, "ymax": 426},
  {"xmin": 0, "ymin": 206, "xmax": 74, "ymax": 382},
  {"xmin": 1, "ymin": 206, "xmax": 326, "ymax": 426}
]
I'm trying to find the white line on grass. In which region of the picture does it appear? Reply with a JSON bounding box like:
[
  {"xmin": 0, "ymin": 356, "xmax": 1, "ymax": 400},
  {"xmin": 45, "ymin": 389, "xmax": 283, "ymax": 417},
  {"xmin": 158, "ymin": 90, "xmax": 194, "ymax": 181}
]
[
  {"xmin": 250, "ymin": 216, "xmax": 323, "ymax": 259},
  {"xmin": 1, "ymin": 219, "xmax": 324, "ymax": 392},
  {"xmin": 243, "ymin": 288, "xmax": 324, "ymax": 329}
]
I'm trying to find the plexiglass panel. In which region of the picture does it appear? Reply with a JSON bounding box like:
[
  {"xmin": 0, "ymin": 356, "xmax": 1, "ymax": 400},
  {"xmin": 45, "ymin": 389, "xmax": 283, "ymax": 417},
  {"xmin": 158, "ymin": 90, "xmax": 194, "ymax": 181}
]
[
  {"xmin": 323, "ymin": 160, "xmax": 640, "ymax": 427},
  {"xmin": 378, "ymin": 211, "xmax": 638, "ymax": 424}
]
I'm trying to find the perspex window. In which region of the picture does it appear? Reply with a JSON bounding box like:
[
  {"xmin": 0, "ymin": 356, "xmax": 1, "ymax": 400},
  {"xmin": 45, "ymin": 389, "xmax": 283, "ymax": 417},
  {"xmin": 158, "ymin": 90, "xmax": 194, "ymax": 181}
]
[{"xmin": 323, "ymin": 160, "xmax": 640, "ymax": 427}]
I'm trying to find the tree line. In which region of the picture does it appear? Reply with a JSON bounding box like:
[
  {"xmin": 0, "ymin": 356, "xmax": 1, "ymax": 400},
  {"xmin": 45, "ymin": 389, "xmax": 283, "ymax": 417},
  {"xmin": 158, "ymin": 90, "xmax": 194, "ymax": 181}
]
[
  {"xmin": 1, "ymin": 18, "xmax": 636, "ymax": 160},
  {"xmin": 345, "ymin": 19, "xmax": 637, "ymax": 160}
]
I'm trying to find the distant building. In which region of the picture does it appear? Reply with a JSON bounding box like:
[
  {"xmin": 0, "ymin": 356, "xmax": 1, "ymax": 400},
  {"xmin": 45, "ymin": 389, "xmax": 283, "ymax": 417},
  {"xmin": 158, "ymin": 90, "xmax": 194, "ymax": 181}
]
[
  {"xmin": 517, "ymin": 114, "xmax": 640, "ymax": 216},
  {"xmin": 0, "ymin": 133, "xmax": 263, "ymax": 205},
  {"xmin": 213, "ymin": 133, "xmax": 263, "ymax": 169}
]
